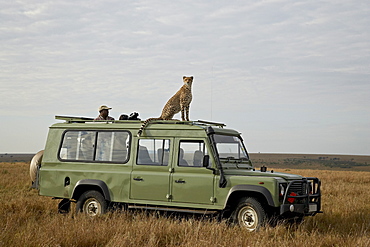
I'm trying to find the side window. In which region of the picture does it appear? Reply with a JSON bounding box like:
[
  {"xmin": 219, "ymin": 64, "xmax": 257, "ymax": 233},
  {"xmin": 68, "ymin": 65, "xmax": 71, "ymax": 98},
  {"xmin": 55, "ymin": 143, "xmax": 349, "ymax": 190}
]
[
  {"xmin": 137, "ymin": 139, "xmax": 170, "ymax": 166},
  {"xmin": 79, "ymin": 131, "xmax": 96, "ymax": 160},
  {"xmin": 96, "ymin": 132, "xmax": 130, "ymax": 162},
  {"xmin": 59, "ymin": 130, "xmax": 130, "ymax": 163},
  {"xmin": 60, "ymin": 131, "xmax": 96, "ymax": 160},
  {"xmin": 178, "ymin": 141, "xmax": 209, "ymax": 167}
]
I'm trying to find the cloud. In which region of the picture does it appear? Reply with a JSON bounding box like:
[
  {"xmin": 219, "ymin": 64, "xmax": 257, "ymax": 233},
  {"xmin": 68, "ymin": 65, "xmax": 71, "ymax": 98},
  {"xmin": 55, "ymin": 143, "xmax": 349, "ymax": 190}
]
[{"xmin": 1, "ymin": 0, "xmax": 369, "ymax": 154}]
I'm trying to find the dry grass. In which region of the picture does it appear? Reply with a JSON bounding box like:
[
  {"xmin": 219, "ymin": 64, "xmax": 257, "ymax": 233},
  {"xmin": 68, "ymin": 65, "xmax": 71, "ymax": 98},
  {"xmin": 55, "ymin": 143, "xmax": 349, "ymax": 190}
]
[
  {"xmin": 1, "ymin": 162, "xmax": 369, "ymax": 247},
  {"xmin": 250, "ymin": 153, "xmax": 370, "ymax": 172}
]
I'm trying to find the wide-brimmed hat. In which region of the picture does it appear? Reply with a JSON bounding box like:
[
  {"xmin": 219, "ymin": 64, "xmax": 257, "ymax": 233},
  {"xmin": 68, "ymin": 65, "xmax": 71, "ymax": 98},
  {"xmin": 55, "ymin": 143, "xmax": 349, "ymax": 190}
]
[{"xmin": 98, "ymin": 105, "xmax": 112, "ymax": 112}]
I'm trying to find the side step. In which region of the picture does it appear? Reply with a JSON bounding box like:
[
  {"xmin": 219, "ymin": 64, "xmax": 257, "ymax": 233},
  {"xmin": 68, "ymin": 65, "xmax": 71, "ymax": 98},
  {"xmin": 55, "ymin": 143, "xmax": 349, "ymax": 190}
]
[{"xmin": 127, "ymin": 205, "xmax": 219, "ymax": 215}]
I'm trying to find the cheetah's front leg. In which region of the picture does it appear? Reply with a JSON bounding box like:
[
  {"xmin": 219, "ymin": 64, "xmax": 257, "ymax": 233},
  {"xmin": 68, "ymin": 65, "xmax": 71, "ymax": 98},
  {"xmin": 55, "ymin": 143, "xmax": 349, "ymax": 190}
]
[
  {"xmin": 184, "ymin": 106, "xmax": 190, "ymax": 121},
  {"xmin": 180, "ymin": 106, "xmax": 185, "ymax": 121}
]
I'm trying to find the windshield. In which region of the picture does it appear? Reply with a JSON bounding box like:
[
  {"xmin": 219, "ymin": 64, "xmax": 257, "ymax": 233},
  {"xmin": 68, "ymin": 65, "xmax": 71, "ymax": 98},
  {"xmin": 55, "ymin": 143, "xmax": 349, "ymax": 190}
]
[
  {"xmin": 213, "ymin": 134, "xmax": 251, "ymax": 169},
  {"xmin": 214, "ymin": 134, "xmax": 249, "ymax": 159}
]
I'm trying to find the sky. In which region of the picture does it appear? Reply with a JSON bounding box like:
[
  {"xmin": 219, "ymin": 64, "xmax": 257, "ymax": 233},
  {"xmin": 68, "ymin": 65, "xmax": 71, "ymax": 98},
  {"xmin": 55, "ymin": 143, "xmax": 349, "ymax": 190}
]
[{"xmin": 1, "ymin": 0, "xmax": 369, "ymax": 155}]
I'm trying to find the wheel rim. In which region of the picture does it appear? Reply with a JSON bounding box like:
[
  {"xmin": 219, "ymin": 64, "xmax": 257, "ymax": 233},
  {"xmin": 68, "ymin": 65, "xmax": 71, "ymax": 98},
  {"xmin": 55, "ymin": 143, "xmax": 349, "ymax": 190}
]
[
  {"xmin": 83, "ymin": 198, "xmax": 102, "ymax": 216},
  {"xmin": 238, "ymin": 206, "xmax": 258, "ymax": 231}
]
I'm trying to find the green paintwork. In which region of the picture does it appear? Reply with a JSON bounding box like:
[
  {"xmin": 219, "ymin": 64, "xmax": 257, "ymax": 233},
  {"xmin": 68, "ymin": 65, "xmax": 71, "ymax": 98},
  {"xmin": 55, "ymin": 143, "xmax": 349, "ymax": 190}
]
[{"xmin": 37, "ymin": 117, "xmax": 316, "ymax": 212}]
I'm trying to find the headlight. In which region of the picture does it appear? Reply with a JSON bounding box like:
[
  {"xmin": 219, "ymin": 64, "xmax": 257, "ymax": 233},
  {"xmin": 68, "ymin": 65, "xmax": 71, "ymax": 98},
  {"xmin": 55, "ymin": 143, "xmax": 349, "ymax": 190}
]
[
  {"xmin": 279, "ymin": 184, "xmax": 286, "ymax": 197},
  {"xmin": 307, "ymin": 181, "xmax": 313, "ymax": 194}
]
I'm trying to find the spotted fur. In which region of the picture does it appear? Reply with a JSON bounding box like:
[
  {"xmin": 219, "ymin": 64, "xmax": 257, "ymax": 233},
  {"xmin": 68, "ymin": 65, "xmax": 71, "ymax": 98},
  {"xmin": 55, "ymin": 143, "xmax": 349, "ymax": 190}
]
[{"xmin": 137, "ymin": 76, "xmax": 193, "ymax": 137}]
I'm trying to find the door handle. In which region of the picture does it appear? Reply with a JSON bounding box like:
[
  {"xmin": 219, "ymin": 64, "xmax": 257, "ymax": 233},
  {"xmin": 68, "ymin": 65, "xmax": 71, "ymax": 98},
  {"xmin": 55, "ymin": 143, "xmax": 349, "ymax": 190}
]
[
  {"xmin": 133, "ymin": 177, "xmax": 143, "ymax": 181},
  {"xmin": 175, "ymin": 180, "xmax": 185, "ymax": 184}
]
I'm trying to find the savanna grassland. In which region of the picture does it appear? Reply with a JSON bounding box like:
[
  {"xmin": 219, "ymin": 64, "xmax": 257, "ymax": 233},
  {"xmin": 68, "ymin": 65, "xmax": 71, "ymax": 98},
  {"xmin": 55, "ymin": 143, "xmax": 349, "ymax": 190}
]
[
  {"xmin": 249, "ymin": 153, "xmax": 370, "ymax": 172},
  {"xmin": 1, "ymin": 162, "xmax": 369, "ymax": 247}
]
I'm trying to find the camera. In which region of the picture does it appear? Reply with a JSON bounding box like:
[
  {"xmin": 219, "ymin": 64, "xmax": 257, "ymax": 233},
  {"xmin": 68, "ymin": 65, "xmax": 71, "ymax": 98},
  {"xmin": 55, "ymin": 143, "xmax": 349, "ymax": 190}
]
[
  {"xmin": 128, "ymin": 112, "xmax": 140, "ymax": 120},
  {"xmin": 119, "ymin": 112, "xmax": 140, "ymax": 121}
]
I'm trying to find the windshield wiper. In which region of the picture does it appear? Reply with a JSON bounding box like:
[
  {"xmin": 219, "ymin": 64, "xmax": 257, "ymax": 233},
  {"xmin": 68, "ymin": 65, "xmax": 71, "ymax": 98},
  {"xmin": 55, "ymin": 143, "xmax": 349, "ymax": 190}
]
[
  {"xmin": 220, "ymin": 157, "xmax": 251, "ymax": 169},
  {"xmin": 221, "ymin": 157, "xmax": 249, "ymax": 162}
]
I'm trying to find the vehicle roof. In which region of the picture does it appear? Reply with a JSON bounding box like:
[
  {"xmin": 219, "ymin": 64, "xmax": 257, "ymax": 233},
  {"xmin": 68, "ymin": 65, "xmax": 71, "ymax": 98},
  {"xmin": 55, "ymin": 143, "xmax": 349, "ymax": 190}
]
[{"xmin": 50, "ymin": 116, "xmax": 240, "ymax": 136}]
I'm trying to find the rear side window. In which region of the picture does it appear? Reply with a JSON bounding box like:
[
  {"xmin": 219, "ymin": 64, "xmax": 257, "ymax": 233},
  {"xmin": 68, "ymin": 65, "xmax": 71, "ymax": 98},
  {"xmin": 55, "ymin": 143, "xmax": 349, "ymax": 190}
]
[{"xmin": 59, "ymin": 130, "xmax": 130, "ymax": 163}]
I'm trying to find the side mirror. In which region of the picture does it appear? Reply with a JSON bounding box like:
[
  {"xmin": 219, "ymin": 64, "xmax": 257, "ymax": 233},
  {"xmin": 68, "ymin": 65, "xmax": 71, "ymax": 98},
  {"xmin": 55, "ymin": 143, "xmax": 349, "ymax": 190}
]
[{"xmin": 204, "ymin": 155, "xmax": 216, "ymax": 174}]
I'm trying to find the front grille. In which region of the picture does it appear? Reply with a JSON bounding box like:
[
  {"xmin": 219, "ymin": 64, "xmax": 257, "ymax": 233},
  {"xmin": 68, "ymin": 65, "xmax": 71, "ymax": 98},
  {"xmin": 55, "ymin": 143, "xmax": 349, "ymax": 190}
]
[
  {"xmin": 287, "ymin": 181, "xmax": 305, "ymax": 195},
  {"xmin": 282, "ymin": 177, "xmax": 322, "ymax": 214}
]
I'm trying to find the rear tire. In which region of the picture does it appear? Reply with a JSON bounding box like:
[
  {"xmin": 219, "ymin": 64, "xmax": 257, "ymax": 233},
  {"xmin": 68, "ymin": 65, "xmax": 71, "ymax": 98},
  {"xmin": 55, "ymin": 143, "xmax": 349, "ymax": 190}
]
[
  {"xmin": 76, "ymin": 190, "xmax": 108, "ymax": 216},
  {"xmin": 232, "ymin": 197, "xmax": 267, "ymax": 232}
]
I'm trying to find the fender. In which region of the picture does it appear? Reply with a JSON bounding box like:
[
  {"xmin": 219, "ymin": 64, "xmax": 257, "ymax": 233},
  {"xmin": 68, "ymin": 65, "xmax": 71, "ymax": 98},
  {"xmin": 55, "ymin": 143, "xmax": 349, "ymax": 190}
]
[
  {"xmin": 225, "ymin": 184, "xmax": 275, "ymax": 208},
  {"xmin": 72, "ymin": 179, "xmax": 111, "ymax": 201}
]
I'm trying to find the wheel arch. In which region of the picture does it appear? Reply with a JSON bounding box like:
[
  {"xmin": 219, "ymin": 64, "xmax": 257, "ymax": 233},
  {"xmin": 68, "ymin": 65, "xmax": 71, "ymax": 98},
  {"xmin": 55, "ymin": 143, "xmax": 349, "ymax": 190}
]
[
  {"xmin": 72, "ymin": 179, "xmax": 111, "ymax": 201},
  {"xmin": 224, "ymin": 185, "xmax": 275, "ymax": 210}
]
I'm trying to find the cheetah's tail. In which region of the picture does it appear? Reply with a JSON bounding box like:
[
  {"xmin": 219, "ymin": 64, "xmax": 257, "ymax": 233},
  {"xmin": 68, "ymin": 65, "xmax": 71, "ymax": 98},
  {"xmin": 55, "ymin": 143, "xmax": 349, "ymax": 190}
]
[{"xmin": 137, "ymin": 118, "xmax": 160, "ymax": 137}]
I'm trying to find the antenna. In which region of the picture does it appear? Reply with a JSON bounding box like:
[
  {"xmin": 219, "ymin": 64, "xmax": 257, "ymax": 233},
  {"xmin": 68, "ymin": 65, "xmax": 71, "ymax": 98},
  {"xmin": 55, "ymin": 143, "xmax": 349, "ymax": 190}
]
[{"xmin": 211, "ymin": 64, "xmax": 214, "ymax": 120}]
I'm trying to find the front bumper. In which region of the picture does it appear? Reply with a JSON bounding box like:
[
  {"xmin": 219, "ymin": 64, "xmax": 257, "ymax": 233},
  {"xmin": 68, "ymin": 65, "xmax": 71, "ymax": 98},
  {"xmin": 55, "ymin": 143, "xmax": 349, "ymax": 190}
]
[{"xmin": 280, "ymin": 177, "xmax": 322, "ymax": 216}]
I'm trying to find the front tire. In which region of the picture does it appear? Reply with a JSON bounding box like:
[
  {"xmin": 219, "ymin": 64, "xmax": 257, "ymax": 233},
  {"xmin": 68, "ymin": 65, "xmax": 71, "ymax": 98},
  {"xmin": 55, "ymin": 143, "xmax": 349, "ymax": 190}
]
[
  {"xmin": 232, "ymin": 197, "xmax": 267, "ymax": 232},
  {"xmin": 76, "ymin": 190, "xmax": 108, "ymax": 216}
]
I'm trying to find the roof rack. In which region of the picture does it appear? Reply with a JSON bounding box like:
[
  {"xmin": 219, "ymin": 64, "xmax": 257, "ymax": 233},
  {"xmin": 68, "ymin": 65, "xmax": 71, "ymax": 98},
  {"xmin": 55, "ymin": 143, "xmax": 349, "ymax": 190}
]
[
  {"xmin": 55, "ymin": 115, "xmax": 226, "ymax": 128},
  {"xmin": 55, "ymin": 115, "xmax": 96, "ymax": 123},
  {"xmin": 192, "ymin": 120, "xmax": 226, "ymax": 128}
]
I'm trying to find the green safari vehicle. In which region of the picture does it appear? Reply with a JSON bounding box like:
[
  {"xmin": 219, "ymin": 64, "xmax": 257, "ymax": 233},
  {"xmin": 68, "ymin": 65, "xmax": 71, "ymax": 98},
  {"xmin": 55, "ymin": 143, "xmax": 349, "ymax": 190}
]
[{"xmin": 30, "ymin": 116, "xmax": 322, "ymax": 232}]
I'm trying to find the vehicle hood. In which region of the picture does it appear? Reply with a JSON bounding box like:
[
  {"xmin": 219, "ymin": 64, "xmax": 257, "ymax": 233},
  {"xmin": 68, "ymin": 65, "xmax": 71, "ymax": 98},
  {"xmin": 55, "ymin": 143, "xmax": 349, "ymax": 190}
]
[{"xmin": 223, "ymin": 169, "xmax": 303, "ymax": 180}]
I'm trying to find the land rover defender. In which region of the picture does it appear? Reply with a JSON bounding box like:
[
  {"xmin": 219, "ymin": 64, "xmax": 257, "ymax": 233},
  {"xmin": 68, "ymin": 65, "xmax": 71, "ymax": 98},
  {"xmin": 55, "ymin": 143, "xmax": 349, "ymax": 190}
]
[{"xmin": 30, "ymin": 116, "xmax": 322, "ymax": 231}]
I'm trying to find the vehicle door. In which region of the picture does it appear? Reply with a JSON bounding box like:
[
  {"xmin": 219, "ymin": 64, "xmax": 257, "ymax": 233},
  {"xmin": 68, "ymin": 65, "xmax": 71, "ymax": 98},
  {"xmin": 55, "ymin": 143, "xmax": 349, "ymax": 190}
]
[
  {"xmin": 171, "ymin": 139, "xmax": 215, "ymax": 204},
  {"xmin": 130, "ymin": 138, "xmax": 172, "ymax": 201}
]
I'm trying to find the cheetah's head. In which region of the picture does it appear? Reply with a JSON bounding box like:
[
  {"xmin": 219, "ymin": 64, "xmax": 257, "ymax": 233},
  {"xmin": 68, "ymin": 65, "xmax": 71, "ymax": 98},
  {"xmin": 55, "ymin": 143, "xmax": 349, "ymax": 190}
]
[{"xmin": 183, "ymin": 76, "xmax": 193, "ymax": 86}]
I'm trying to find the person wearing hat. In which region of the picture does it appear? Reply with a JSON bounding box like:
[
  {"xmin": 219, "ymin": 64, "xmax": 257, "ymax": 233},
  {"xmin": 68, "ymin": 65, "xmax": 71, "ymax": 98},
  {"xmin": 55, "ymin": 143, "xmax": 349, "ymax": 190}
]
[{"xmin": 95, "ymin": 105, "xmax": 115, "ymax": 120}]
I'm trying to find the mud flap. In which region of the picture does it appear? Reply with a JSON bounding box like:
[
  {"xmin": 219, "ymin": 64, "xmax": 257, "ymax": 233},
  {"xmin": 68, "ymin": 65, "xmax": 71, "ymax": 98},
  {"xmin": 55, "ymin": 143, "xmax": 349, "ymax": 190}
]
[{"xmin": 58, "ymin": 199, "xmax": 71, "ymax": 214}]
